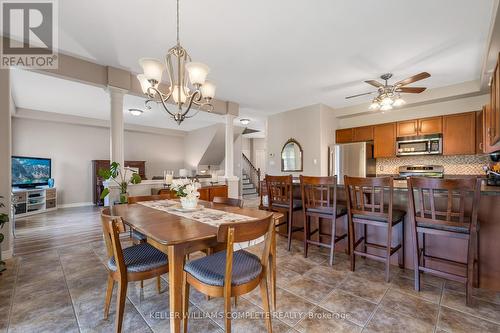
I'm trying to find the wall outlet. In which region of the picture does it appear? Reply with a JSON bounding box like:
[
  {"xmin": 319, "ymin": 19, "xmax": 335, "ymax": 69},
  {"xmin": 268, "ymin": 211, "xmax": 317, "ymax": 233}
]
[{"xmin": 379, "ymin": 165, "xmax": 384, "ymax": 172}]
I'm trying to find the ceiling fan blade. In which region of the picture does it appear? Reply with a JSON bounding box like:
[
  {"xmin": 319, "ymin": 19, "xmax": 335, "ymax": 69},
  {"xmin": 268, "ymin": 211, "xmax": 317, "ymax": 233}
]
[
  {"xmin": 364, "ymin": 80, "xmax": 384, "ymax": 88},
  {"xmin": 396, "ymin": 87, "xmax": 427, "ymax": 93},
  {"xmin": 395, "ymin": 72, "xmax": 431, "ymax": 86},
  {"xmin": 345, "ymin": 91, "xmax": 376, "ymax": 99}
]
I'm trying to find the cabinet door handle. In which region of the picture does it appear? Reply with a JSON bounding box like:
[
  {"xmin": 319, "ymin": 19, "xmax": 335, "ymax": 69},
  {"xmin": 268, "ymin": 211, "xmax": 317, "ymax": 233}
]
[{"xmin": 480, "ymin": 142, "xmax": 484, "ymax": 150}]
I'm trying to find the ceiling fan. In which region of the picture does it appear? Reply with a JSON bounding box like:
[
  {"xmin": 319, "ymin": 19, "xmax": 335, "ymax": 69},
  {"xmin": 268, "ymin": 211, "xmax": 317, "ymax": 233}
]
[{"xmin": 346, "ymin": 72, "xmax": 431, "ymax": 111}]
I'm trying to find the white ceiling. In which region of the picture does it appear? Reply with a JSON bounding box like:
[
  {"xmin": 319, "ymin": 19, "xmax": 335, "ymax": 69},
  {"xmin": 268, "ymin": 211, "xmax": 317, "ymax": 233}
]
[
  {"xmin": 50, "ymin": 0, "xmax": 495, "ymax": 112},
  {"xmin": 8, "ymin": 0, "xmax": 496, "ymax": 135}
]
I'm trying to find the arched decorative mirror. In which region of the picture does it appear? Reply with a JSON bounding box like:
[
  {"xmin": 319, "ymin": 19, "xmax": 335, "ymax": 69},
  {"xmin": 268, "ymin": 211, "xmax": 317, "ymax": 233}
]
[{"xmin": 281, "ymin": 138, "xmax": 303, "ymax": 172}]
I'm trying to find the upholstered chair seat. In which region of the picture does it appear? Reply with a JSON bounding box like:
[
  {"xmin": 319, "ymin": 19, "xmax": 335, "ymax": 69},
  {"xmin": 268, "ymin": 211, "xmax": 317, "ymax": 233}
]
[
  {"xmin": 184, "ymin": 249, "xmax": 262, "ymax": 286},
  {"xmin": 353, "ymin": 208, "xmax": 406, "ymax": 224},
  {"xmin": 306, "ymin": 204, "xmax": 348, "ymax": 217},
  {"xmin": 107, "ymin": 243, "xmax": 168, "ymax": 273}
]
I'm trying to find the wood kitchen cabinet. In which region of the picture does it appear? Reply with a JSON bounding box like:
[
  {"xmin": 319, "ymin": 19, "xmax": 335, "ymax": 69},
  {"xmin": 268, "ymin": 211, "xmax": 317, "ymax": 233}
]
[
  {"xmin": 396, "ymin": 117, "xmax": 442, "ymax": 137},
  {"xmin": 352, "ymin": 126, "xmax": 374, "ymax": 142},
  {"xmin": 478, "ymin": 105, "xmax": 498, "ymax": 154},
  {"xmin": 490, "ymin": 56, "xmax": 500, "ymax": 146},
  {"xmin": 374, "ymin": 123, "xmax": 396, "ymax": 158},
  {"xmin": 335, "ymin": 128, "xmax": 353, "ymax": 143},
  {"xmin": 443, "ymin": 112, "xmax": 476, "ymax": 155}
]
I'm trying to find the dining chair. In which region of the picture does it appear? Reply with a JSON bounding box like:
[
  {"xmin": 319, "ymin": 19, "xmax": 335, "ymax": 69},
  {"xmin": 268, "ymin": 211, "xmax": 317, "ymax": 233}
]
[
  {"xmin": 300, "ymin": 175, "xmax": 348, "ymax": 266},
  {"xmin": 344, "ymin": 176, "xmax": 406, "ymax": 282},
  {"xmin": 182, "ymin": 214, "xmax": 275, "ymax": 333},
  {"xmin": 101, "ymin": 208, "xmax": 169, "ymax": 333},
  {"xmin": 211, "ymin": 196, "xmax": 244, "ymax": 208},
  {"xmin": 407, "ymin": 177, "xmax": 481, "ymax": 306},
  {"xmin": 266, "ymin": 174, "xmax": 303, "ymax": 251},
  {"xmin": 127, "ymin": 194, "xmax": 172, "ymax": 244}
]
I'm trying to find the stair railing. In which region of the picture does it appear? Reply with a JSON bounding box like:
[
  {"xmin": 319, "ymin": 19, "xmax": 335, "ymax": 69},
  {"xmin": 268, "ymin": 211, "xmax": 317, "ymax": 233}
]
[{"xmin": 242, "ymin": 153, "xmax": 261, "ymax": 194}]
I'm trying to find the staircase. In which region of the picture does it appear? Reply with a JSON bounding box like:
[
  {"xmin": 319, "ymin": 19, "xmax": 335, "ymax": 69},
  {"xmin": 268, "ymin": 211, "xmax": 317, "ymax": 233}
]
[{"xmin": 241, "ymin": 173, "xmax": 258, "ymax": 198}]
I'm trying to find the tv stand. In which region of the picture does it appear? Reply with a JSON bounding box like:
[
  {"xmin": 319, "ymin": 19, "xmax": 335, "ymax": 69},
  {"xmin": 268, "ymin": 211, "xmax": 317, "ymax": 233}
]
[{"xmin": 12, "ymin": 187, "xmax": 57, "ymax": 218}]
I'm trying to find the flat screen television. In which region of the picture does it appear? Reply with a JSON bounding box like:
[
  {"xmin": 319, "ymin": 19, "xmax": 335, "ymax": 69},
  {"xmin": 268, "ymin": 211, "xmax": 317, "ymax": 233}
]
[{"xmin": 12, "ymin": 156, "xmax": 52, "ymax": 188}]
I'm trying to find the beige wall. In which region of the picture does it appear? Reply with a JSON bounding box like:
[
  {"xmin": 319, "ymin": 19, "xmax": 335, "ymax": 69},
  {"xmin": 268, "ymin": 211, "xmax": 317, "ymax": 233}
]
[
  {"xmin": 12, "ymin": 118, "xmax": 185, "ymax": 206},
  {"xmin": 267, "ymin": 104, "xmax": 337, "ymax": 176},
  {"xmin": 0, "ymin": 69, "xmax": 12, "ymax": 258}
]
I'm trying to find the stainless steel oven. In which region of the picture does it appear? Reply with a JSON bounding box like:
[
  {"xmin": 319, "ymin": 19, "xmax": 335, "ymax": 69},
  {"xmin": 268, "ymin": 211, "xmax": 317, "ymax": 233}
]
[{"xmin": 396, "ymin": 134, "xmax": 442, "ymax": 156}]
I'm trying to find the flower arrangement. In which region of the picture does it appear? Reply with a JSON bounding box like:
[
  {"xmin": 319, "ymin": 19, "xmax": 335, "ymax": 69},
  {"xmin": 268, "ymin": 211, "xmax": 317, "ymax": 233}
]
[{"xmin": 171, "ymin": 178, "xmax": 201, "ymax": 209}]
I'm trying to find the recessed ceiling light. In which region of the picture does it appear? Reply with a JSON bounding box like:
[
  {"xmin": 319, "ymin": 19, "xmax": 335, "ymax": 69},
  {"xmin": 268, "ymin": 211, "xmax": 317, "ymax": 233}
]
[
  {"xmin": 240, "ymin": 118, "xmax": 250, "ymax": 125},
  {"xmin": 128, "ymin": 108, "xmax": 144, "ymax": 116}
]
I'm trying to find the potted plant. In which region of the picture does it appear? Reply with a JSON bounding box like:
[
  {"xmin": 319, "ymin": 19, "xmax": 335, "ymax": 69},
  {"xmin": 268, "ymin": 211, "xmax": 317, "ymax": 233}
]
[
  {"xmin": 0, "ymin": 195, "xmax": 9, "ymax": 273},
  {"xmin": 171, "ymin": 178, "xmax": 201, "ymax": 209},
  {"xmin": 99, "ymin": 162, "xmax": 142, "ymax": 204}
]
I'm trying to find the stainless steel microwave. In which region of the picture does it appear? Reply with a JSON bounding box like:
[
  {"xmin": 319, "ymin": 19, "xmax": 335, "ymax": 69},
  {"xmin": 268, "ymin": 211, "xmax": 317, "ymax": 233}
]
[{"xmin": 396, "ymin": 134, "xmax": 442, "ymax": 156}]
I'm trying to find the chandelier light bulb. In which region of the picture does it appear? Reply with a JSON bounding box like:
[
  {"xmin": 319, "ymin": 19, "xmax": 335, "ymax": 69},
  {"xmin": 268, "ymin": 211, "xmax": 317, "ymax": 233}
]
[
  {"xmin": 171, "ymin": 85, "xmax": 189, "ymax": 104},
  {"xmin": 200, "ymin": 80, "xmax": 216, "ymax": 99},
  {"xmin": 138, "ymin": 58, "xmax": 164, "ymax": 83},
  {"xmin": 186, "ymin": 62, "xmax": 209, "ymax": 86}
]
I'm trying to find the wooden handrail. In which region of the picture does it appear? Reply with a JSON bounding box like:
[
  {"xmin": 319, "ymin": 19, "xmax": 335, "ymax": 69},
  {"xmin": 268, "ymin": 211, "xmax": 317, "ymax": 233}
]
[{"xmin": 242, "ymin": 153, "xmax": 261, "ymax": 194}]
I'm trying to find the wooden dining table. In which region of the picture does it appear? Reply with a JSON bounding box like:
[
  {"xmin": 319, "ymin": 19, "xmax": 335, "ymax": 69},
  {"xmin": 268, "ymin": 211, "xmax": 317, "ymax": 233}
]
[{"xmin": 112, "ymin": 200, "xmax": 274, "ymax": 333}]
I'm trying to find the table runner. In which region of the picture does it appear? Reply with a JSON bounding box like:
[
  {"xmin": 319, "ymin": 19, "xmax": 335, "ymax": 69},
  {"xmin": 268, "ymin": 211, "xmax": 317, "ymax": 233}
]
[{"xmin": 137, "ymin": 200, "xmax": 256, "ymax": 227}]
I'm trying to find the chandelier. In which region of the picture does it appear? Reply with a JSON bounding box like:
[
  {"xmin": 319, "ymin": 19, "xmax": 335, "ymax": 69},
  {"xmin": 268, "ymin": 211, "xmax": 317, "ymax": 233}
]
[{"xmin": 137, "ymin": 0, "xmax": 216, "ymax": 125}]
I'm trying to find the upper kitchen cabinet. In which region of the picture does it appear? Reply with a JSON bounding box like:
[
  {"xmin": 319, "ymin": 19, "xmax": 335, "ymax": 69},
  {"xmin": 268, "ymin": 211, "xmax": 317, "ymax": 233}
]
[
  {"xmin": 490, "ymin": 56, "xmax": 500, "ymax": 146},
  {"xmin": 374, "ymin": 123, "xmax": 396, "ymax": 158},
  {"xmin": 352, "ymin": 126, "xmax": 374, "ymax": 142},
  {"xmin": 396, "ymin": 120, "xmax": 418, "ymax": 137},
  {"xmin": 443, "ymin": 112, "xmax": 476, "ymax": 155},
  {"xmin": 396, "ymin": 116, "xmax": 442, "ymax": 137},
  {"xmin": 335, "ymin": 128, "xmax": 353, "ymax": 143}
]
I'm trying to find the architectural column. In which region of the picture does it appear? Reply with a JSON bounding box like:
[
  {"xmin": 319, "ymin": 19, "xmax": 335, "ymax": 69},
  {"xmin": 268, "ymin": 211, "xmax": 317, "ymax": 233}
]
[
  {"xmin": 0, "ymin": 69, "xmax": 13, "ymax": 260},
  {"xmin": 109, "ymin": 87, "xmax": 126, "ymax": 167},
  {"xmin": 224, "ymin": 114, "xmax": 236, "ymax": 177},
  {"xmin": 224, "ymin": 114, "xmax": 239, "ymax": 198}
]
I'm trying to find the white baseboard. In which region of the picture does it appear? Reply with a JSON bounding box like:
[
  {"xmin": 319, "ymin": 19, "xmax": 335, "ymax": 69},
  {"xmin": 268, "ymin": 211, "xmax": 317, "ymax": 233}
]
[
  {"xmin": 2, "ymin": 248, "xmax": 13, "ymax": 260},
  {"xmin": 58, "ymin": 202, "xmax": 94, "ymax": 209}
]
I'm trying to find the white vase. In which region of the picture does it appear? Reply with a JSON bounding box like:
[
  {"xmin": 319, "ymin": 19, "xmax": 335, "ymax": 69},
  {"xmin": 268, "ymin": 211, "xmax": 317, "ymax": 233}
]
[{"xmin": 180, "ymin": 197, "xmax": 198, "ymax": 209}]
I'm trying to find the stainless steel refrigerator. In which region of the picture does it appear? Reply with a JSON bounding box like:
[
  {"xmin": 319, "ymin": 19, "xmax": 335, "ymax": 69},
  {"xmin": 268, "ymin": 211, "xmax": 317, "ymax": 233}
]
[{"xmin": 328, "ymin": 142, "xmax": 376, "ymax": 184}]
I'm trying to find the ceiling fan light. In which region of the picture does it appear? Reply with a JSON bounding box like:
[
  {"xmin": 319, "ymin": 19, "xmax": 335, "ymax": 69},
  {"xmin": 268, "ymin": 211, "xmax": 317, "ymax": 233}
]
[
  {"xmin": 380, "ymin": 104, "xmax": 393, "ymax": 111},
  {"xmin": 369, "ymin": 101, "xmax": 380, "ymax": 110},
  {"xmin": 393, "ymin": 97, "xmax": 406, "ymax": 107},
  {"xmin": 380, "ymin": 96, "xmax": 394, "ymax": 106}
]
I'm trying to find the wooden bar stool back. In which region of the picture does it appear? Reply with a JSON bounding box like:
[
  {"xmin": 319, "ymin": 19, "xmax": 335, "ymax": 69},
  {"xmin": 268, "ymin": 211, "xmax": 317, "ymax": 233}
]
[
  {"xmin": 407, "ymin": 177, "xmax": 481, "ymax": 306},
  {"xmin": 300, "ymin": 175, "xmax": 348, "ymax": 265},
  {"xmin": 266, "ymin": 174, "xmax": 303, "ymax": 251},
  {"xmin": 182, "ymin": 214, "xmax": 275, "ymax": 333},
  {"xmin": 344, "ymin": 176, "xmax": 405, "ymax": 282},
  {"xmin": 101, "ymin": 208, "xmax": 168, "ymax": 333}
]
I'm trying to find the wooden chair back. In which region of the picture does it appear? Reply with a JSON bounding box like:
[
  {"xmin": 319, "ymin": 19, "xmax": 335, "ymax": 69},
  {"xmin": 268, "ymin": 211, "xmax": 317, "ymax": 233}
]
[
  {"xmin": 127, "ymin": 194, "xmax": 172, "ymax": 204},
  {"xmin": 157, "ymin": 189, "xmax": 173, "ymax": 196},
  {"xmin": 265, "ymin": 174, "xmax": 293, "ymax": 209},
  {"xmin": 212, "ymin": 196, "xmax": 243, "ymax": 208},
  {"xmin": 101, "ymin": 208, "xmax": 126, "ymax": 275},
  {"xmin": 407, "ymin": 177, "xmax": 481, "ymax": 232},
  {"xmin": 344, "ymin": 176, "xmax": 394, "ymax": 221},
  {"xmin": 217, "ymin": 214, "xmax": 274, "ymax": 287},
  {"xmin": 259, "ymin": 178, "xmax": 268, "ymax": 209},
  {"xmin": 300, "ymin": 175, "xmax": 338, "ymax": 213}
]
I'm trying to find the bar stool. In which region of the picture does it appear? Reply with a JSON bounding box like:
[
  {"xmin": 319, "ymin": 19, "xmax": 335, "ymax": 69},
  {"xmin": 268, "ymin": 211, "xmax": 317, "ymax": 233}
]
[
  {"xmin": 407, "ymin": 177, "xmax": 481, "ymax": 306},
  {"xmin": 344, "ymin": 176, "xmax": 405, "ymax": 282},
  {"xmin": 266, "ymin": 175, "xmax": 303, "ymax": 251},
  {"xmin": 300, "ymin": 175, "xmax": 348, "ymax": 266}
]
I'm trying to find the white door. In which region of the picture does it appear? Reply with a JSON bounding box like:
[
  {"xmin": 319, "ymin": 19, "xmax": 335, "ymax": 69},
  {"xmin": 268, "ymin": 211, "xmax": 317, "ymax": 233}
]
[{"xmin": 254, "ymin": 149, "xmax": 266, "ymax": 179}]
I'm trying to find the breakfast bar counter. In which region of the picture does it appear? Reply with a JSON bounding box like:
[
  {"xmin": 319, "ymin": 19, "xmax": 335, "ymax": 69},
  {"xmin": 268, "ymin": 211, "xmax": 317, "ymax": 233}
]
[{"xmin": 283, "ymin": 178, "xmax": 500, "ymax": 290}]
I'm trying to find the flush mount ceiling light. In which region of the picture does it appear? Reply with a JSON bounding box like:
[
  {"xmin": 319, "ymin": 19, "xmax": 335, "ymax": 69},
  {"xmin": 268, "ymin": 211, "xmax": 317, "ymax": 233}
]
[
  {"xmin": 128, "ymin": 108, "xmax": 144, "ymax": 116},
  {"xmin": 240, "ymin": 118, "xmax": 250, "ymax": 125},
  {"xmin": 137, "ymin": 0, "xmax": 216, "ymax": 125},
  {"xmin": 346, "ymin": 72, "xmax": 430, "ymax": 111}
]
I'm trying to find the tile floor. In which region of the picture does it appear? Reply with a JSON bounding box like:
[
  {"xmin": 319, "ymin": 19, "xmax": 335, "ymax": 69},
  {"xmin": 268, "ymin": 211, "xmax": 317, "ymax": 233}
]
[{"xmin": 1, "ymin": 210, "xmax": 500, "ymax": 332}]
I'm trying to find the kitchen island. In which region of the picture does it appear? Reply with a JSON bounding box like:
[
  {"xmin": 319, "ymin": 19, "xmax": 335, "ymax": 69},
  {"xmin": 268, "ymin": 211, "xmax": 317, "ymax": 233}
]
[{"xmin": 282, "ymin": 178, "xmax": 500, "ymax": 291}]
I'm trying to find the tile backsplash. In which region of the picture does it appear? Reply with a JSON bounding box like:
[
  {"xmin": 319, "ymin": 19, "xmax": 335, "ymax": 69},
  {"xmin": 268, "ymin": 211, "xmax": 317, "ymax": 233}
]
[{"xmin": 376, "ymin": 154, "xmax": 489, "ymax": 175}]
